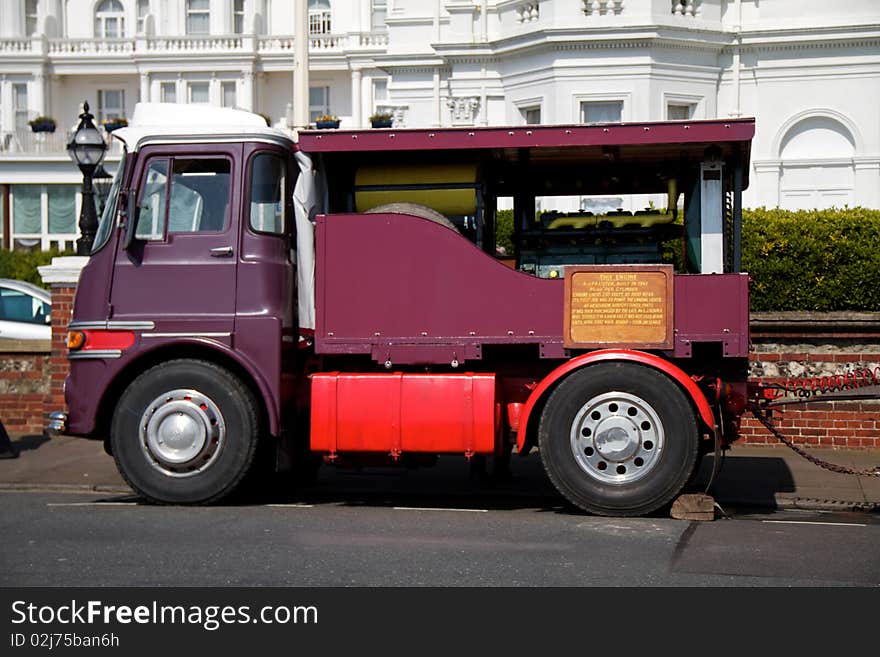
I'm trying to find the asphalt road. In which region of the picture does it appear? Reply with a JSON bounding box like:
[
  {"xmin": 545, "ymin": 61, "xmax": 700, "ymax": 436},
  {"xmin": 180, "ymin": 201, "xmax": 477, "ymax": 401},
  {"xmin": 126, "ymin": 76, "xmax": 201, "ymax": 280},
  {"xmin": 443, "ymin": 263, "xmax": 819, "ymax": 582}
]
[{"xmin": 1, "ymin": 490, "xmax": 877, "ymax": 587}]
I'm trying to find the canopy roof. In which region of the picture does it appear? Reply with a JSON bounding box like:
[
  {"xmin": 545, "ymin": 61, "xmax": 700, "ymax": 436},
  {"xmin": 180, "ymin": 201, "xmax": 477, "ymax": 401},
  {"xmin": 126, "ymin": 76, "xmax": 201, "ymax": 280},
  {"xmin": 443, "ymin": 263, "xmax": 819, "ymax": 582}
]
[
  {"xmin": 301, "ymin": 118, "xmax": 755, "ymax": 194},
  {"xmin": 110, "ymin": 109, "xmax": 754, "ymax": 193}
]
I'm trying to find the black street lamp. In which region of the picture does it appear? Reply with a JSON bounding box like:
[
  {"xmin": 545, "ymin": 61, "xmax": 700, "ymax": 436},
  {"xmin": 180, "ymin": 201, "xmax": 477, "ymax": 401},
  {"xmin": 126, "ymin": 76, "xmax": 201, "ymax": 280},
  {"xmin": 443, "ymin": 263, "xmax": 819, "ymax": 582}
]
[
  {"xmin": 67, "ymin": 101, "xmax": 108, "ymax": 256},
  {"xmin": 92, "ymin": 164, "xmax": 114, "ymax": 216}
]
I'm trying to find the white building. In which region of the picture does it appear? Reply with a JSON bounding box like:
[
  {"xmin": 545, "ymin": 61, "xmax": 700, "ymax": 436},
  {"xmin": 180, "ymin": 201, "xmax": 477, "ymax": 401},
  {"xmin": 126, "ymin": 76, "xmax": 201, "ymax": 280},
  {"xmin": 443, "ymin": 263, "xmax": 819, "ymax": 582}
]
[{"xmin": 1, "ymin": 0, "xmax": 878, "ymax": 250}]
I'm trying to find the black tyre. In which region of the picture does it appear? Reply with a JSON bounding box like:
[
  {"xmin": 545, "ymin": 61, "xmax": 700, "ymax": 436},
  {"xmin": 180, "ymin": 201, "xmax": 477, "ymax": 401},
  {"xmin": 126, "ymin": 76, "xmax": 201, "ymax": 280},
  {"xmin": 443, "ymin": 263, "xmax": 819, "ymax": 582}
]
[
  {"xmin": 110, "ymin": 359, "xmax": 261, "ymax": 504},
  {"xmin": 538, "ymin": 362, "xmax": 700, "ymax": 516}
]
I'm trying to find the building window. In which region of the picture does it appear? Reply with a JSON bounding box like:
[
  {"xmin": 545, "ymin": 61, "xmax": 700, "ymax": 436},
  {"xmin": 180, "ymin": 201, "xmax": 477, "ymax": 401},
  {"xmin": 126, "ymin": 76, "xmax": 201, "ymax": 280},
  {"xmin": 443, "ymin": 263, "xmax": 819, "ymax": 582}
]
[
  {"xmin": 186, "ymin": 0, "xmax": 211, "ymax": 35},
  {"xmin": 160, "ymin": 82, "xmax": 177, "ymax": 103},
  {"xmin": 10, "ymin": 185, "xmax": 80, "ymax": 252},
  {"xmin": 309, "ymin": 86, "xmax": 330, "ymax": 123},
  {"xmin": 233, "ymin": 0, "xmax": 245, "ymax": 33},
  {"xmin": 98, "ymin": 89, "xmax": 126, "ymax": 123},
  {"xmin": 12, "ymin": 186, "xmax": 40, "ymax": 243},
  {"xmin": 94, "ymin": 0, "xmax": 125, "ymax": 39},
  {"xmin": 137, "ymin": 0, "xmax": 151, "ymax": 34},
  {"xmin": 13, "ymin": 84, "xmax": 29, "ymax": 132},
  {"xmin": 188, "ymin": 82, "xmax": 210, "ymax": 104},
  {"xmin": 580, "ymin": 101, "xmax": 622, "ymax": 124},
  {"xmin": 373, "ymin": 79, "xmax": 388, "ymax": 104},
  {"xmin": 371, "ymin": 0, "xmax": 387, "ymax": 32},
  {"xmin": 309, "ymin": 0, "xmax": 332, "ymax": 35},
  {"xmin": 47, "ymin": 186, "xmax": 77, "ymax": 235},
  {"xmin": 521, "ymin": 106, "xmax": 541, "ymax": 125},
  {"xmin": 667, "ymin": 103, "xmax": 694, "ymax": 121},
  {"xmin": 221, "ymin": 81, "xmax": 236, "ymax": 108},
  {"xmin": 25, "ymin": 0, "xmax": 39, "ymax": 36}
]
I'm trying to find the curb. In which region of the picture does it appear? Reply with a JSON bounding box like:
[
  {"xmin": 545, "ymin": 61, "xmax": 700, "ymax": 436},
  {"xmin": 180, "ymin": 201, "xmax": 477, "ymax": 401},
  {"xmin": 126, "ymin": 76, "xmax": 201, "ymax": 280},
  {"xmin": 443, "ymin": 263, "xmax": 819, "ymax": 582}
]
[
  {"xmin": 775, "ymin": 496, "xmax": 878, "ymax": 513},
  {"xmin": 0, "ymin": 483, "xmax": 132, "ymax": 495},
  {"xmin": 715, "ymin": 495, "xmax": 879, "ymax": 514},
  {"xmin": 2, "ymin": 481, "xmax": 875, "ymax": 514}
]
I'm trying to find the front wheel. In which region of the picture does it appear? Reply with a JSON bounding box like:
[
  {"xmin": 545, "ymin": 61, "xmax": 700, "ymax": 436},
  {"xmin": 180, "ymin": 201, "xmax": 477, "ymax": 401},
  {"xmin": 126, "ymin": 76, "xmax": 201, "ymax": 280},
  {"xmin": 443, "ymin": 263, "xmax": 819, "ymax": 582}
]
[
  {"xmin": 538, "ymin": 362, "xmax": 700, "ymax": 516},
  {"xmin": 111, "ymin": 359, "xmax": 261, "ymax": 504}
]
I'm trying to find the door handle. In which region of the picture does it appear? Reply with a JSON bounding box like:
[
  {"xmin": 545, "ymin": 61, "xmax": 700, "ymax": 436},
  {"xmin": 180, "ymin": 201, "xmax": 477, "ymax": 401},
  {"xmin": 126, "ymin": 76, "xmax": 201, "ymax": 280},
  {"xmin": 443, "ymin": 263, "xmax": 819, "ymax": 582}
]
[{"xmin": 210, "ymin": 246, "xmax": 234, "ymax": 257}]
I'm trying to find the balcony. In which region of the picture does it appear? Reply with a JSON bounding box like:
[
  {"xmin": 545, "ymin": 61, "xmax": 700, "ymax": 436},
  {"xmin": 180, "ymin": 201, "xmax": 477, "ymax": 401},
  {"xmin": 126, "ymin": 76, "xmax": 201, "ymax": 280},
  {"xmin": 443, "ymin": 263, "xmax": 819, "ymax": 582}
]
[
  {"xmin": 0, "ymin": 32, "xmax": 388, "ymax": 62},
  {"xmin": 0, "ymin": 127, "xmax": 124, "ymax": 157},
  {"xmin": 0, "ymin": 129, "xmax": 70, "ymax": 156}
]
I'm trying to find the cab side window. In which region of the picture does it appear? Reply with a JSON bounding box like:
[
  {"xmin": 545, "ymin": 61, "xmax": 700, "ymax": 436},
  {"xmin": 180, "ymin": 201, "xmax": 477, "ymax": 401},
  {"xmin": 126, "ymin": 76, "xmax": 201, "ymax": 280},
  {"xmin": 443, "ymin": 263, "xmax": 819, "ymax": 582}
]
[
  {"xmin": 134, "ymin": 157, "xmax": 231, "ymax": 239},
  {"xmin": 136, "ymin": 159, "xmax": 168, "ymax": 240},
  {"xmin": 248, "ymin": 152, "xmax": 286, "ymax": 235}
]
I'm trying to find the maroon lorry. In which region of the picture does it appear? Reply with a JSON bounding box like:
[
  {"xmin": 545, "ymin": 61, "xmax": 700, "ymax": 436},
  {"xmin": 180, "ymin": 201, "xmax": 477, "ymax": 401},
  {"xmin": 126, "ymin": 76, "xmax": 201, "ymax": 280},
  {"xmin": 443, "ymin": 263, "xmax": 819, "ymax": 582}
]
[{"xmin": 50, "ymin": 105, "xmax": 754, "ymax": 516}]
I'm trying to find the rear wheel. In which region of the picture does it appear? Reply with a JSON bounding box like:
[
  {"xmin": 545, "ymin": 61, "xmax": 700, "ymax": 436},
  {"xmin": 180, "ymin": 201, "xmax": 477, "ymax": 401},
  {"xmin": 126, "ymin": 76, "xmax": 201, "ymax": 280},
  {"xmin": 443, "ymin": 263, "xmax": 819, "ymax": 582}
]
[
  {"xmin": 111, "ymin": 359, "xmax": 260, "ymax": 504},
  {"xmin": 538, "ymin": 362, "xmax": 700, "ymax": 516}
]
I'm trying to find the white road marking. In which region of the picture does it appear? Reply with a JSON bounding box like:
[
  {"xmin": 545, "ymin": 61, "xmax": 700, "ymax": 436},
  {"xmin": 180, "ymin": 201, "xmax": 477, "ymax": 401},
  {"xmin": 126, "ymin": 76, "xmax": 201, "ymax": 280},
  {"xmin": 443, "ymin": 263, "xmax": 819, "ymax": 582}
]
[
  {"xmin": 761, "ymin": 520, "xmax": 867, "ymax": 527},
  {"xmin": 47, "ymin": 502, "xmax": 138, "ymax": 507},
  {"xmin": 392, "ymin": 506, "xmax": 488, "ymax": 513},
  {"xmin": 265, "ymin": 503, "xmax": 314, "ymax": 508}
]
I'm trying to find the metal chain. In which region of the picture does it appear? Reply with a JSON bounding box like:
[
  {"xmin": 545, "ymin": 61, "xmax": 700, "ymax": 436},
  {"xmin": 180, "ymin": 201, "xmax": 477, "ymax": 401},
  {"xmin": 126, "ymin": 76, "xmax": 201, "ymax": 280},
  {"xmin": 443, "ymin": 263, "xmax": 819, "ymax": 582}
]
[
  {"xmin": 763, "ymin": 366, "xmax": 880, "ymax": 399},
  {"xmin": 748, "ymin": 402, "xmax": 880, "ymax": 477}
]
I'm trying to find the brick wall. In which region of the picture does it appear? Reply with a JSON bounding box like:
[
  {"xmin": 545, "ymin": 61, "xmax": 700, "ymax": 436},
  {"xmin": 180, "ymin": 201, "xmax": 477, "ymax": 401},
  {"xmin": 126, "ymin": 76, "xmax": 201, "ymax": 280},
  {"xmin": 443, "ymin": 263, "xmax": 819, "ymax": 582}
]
[
  {"xmin": 740, "ymin": 402, "xmax": 879, "ymax": 449},
  {"xmin": 743, "ymin": 324, "xmax": 880, "ymax": 449},
  {"xmin": 46, "ymin": 284, "xmax": 76, "ymax": 416},
  {"xmin": 0, "ymin": 343, "xmax": 51, "ymax": 434},
  {"xmin": 0, "ymin": 280, "xmax": 75, "ymax": 436}
]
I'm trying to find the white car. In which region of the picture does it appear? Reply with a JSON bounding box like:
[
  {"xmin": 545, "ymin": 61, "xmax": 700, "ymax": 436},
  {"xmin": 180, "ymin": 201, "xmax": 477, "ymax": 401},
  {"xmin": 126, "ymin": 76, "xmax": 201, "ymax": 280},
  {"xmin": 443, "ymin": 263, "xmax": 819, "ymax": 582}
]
[{"xmin": 0, "ymin": 278, "xmax": 51, "ymax": 341}]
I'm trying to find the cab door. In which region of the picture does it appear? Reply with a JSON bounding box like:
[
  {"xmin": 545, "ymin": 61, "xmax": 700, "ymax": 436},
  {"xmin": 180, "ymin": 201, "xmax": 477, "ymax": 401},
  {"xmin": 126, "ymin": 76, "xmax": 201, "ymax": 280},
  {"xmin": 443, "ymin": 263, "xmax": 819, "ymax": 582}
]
[
  {"xmin": 234, "ymin": 144, "xmax": 298, "ymax": 424},
  {"xmin": 109, "ymin": 144, "xmax": 241, "ymax": 341}
]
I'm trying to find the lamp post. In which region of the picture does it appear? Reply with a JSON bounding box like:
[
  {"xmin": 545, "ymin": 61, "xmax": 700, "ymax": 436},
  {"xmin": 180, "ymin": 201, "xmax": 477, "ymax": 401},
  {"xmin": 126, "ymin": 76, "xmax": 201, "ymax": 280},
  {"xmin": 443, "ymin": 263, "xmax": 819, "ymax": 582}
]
[
  {"xmin": 92, "ymin": 164, "xmax": 113, "ymax": 216},
  {"xmin": 67, "ymin": 101, "xmax": 107, "ymax": 256}
]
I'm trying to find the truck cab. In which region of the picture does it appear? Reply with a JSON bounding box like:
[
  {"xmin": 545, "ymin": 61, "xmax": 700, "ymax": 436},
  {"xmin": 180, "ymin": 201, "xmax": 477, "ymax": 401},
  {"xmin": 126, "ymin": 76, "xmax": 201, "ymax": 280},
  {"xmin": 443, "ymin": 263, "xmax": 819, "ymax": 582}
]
[{"xmin": 57, "ymin": 104, "xmax": 754, "ymax": 516}]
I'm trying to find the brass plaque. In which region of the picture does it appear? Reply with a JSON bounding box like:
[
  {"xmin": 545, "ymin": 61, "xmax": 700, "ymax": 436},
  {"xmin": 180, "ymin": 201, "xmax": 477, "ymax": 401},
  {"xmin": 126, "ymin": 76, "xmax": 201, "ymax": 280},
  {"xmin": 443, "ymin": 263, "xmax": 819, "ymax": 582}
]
[{"xmin": 564, "ymin": 265, "xmax": 674, "ymax": 349}]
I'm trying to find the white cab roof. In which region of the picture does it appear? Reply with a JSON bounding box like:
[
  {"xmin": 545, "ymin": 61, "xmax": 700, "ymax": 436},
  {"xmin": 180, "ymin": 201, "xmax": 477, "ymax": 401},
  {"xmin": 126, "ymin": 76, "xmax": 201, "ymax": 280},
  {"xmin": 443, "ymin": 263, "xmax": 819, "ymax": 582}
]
[{"xmin": 111, "ymin": 103, "xmax": 293, "ymax": 151}]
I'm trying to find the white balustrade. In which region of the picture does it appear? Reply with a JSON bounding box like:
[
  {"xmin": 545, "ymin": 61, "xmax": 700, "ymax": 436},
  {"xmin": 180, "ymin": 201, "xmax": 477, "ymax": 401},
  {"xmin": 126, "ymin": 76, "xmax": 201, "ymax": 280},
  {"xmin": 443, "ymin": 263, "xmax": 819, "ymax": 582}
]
[
  {"xmin": 516, "ymin": 3, "xmax": 541, "ymax": 23},
  {"xmin": 4, "ymin": 32, "xmax": 389, "ymax": 59},
  {"xmin": 48, "ymin": 38, "xmax": 134, "ymax": 55},
  {"xmin": 672, "ymin": 0, "xmax": 701, "ymax": 17},
  {"xmin": 258, "ymin": 36, "xmax": 295, "ymax": 52},
  {"xmin": 258, "ymin": 33, "xmax": 387, "ymax": 54},
  {"xmin": 0, "ymin": 39, "xmax": 33, "ymax": 53},
  {"xmin": 144, "ymin": 36, "xmax": 244, "ymax": 52},
  {"xmin": 0, "ymin": 129, "xmax": 69, "ymax": 155},
  {"xmin": 582, "ymin": 1, "xmax": 624, "ymax": 16}
]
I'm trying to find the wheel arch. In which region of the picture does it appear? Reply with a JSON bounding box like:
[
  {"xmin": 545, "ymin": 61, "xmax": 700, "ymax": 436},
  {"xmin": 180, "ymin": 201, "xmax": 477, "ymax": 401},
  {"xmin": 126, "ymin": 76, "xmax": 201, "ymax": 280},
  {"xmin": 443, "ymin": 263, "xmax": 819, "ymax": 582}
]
[
  {"xmin": 517, "ymin": 349, "xmax": 715, "ymax": 454},
  {"xmin": 96, "ymin": 340, "xmax": 278, "ymax": 450}
]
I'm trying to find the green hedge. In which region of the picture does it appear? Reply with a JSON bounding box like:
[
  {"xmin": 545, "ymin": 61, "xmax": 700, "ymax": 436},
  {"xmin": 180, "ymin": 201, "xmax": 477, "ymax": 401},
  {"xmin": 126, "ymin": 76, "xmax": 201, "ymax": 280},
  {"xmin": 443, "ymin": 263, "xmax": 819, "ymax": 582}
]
[
  {"xmin": 496, "ymin": 209, "xmax": 515, "ymax": 255},
  {"xmin": 0, "ymin": 248, "xmax": 74, "ymax": 288},
  {"xmin": 742, "ymin": 207, "xmax": 880, "ymax": 312}
]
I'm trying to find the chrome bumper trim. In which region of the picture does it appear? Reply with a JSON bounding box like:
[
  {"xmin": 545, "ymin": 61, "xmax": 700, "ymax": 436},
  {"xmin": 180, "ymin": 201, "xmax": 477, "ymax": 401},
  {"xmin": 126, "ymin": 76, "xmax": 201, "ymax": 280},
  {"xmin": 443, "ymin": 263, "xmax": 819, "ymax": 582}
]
[
  {"xmin": 142, "ymin": 332, "xmax": 232, "ymax": 338},
  {"xmin": 68, "ymin": 320, "xmax": 156, "ymax": 331},
  {"xmin": 68, "ymin": 350, "xmax": 123, "ymax": 360},
  {"xmin": 45, "ymin": 411, "xmax": 68, "ymax": 437}
]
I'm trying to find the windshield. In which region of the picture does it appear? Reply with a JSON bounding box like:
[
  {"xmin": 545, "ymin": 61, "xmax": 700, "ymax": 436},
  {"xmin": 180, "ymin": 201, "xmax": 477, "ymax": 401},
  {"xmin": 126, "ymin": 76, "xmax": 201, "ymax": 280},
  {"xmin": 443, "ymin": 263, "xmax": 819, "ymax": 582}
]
[{"xmin": 92, "ymin": 149, "xmax": 127, "ymax": 254}]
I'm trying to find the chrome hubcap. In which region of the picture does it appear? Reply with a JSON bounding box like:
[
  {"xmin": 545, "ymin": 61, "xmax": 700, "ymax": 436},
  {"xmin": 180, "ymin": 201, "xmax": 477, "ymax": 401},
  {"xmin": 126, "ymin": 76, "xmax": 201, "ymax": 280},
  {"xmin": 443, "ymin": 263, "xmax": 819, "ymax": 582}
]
[
  {"xmin": 570, "ymin": 391, "xmax": 664, "ymax": 485},
  {"xmin": 139, "ymin": 389, "xmax": 225, "ymax": 477}
]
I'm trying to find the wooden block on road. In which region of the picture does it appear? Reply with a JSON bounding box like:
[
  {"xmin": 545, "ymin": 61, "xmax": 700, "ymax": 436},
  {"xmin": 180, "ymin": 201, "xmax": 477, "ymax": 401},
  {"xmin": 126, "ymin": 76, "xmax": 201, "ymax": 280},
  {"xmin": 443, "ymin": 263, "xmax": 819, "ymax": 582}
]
[{"xmin": 670, "ymin": 493, "xmax": 715, "ymax": 521}]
